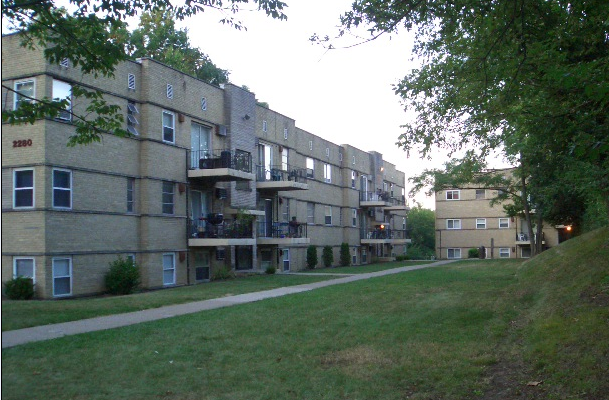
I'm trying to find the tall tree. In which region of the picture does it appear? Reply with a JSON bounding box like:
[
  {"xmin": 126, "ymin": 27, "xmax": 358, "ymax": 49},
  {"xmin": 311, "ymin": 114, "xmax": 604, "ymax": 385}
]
[
  {"xmin": 2, "ymin": 0, "xmax": 287, "ymax": 145},
  {"xmin": 406, "ymin": 205, "xmax": 435, "ymax": 257}
]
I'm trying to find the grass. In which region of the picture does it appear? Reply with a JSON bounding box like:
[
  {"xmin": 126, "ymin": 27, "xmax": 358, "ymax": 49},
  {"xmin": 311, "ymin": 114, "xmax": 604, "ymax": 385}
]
[
  {"xmin": 2, "ymin": 228, "xmax": 608, "ymax": 399},
  {"xmin": 1, "ymin": 274, "xmax": 336, "ymax": 332},
  {"xmin": 304, "ymin": 260, "xmax": 435, "ymax": 274}
]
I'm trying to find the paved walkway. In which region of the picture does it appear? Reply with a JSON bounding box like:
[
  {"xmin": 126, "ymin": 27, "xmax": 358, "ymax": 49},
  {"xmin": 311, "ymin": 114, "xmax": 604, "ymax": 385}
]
[{"xmin": 2, "ymin": 260, "xmax": 456, "ymax": 348}]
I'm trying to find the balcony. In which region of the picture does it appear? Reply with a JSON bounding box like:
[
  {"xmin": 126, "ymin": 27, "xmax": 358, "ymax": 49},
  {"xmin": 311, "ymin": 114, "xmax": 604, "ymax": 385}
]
[
  {"xmin": 188, "ymin": 149, "xmax": 255, "ymax": 183},
  {"xmin": 255, "ymin": 164, "xmax": 308, "ymax": 192},
  {"xmin": 515, "ymin": 232, "xmax": 545, "ymax": 245},
  {"xmin": 360, "ymin": 191, "xmax": 409, "ymax": 212},
  {"xmin": 188, "ymin": 217, "xmax": 255, "ymax": 247},
  {"xmin": 256, "ymin": 221, "xmax": 310, "ymax": 246},
  {"xmin": 361, "ymin": 228, "xmax": 411, "ymax": 245}
]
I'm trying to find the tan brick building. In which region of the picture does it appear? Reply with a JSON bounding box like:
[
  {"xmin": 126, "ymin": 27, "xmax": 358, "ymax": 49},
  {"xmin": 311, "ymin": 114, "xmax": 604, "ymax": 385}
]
[
  {"xmin": 2, "ymin": 34, "xmax": 410, "ymax": 298},
  {"xmin": 435, "ymin": 175, "xmax": 559, "ymax": 259}
]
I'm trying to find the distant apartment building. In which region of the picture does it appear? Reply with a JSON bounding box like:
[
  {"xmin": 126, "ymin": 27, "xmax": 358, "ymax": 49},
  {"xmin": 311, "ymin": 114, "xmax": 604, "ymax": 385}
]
[
  {"xmin": 435, "ymin": 175, "xmax": 560, "ymax": 259},
  {"xmin": 1, "ymin": 34, "xmax": 410, "ymax": 298}
]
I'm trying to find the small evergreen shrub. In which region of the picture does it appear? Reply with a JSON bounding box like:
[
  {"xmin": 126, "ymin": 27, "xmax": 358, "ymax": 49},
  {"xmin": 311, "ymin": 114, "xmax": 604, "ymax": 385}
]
[
  {"xmin": 468, "ymin": 248, "xmax": 480, "ymax": 259},
  {"xmin": 265, "ymin": 265, "xmax": 276, "ymax": 275},
  {"xmin": 339, "ymin": 243, "xmax": 351, "ymax": 267},
  {"xmin": 4, "ymin": 276, "xmax": 34, "ymax": 300},
  {"xmin": 306, "ymin": 245, "xmax": 318, "ymax": 269},
  {"xmin": 105, "ymin": 257, "xmax": 140, "ymax": 295},
  {"xmin": 322, "ymin": 246, "xmax": 334, "ymax": 268},
  {"xmin": 395, "ymin": 255, "xmax": 410, "ymax": 261},
  {"xmin": 212, "ymin": 266, "xmax": 235, "ymax": 281}
]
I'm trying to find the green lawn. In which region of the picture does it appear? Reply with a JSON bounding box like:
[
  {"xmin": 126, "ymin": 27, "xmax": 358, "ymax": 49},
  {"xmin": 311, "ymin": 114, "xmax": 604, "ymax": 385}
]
[{"xmin": 2, "ymin": 228, "xmax": 608, "ymax": 399}]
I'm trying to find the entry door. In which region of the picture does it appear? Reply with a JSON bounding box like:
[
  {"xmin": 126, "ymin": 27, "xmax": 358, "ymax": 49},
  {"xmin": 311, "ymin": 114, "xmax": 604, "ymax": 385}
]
[
  {"xmin": 190, "ymin": 191, "xmax": 210, "ymax": 231},
  {"xmin": 282, "ymin": 249, "xmax": 290, "ymax": 271},
  {"xmin": 194, "ymin": 251, "xmax": 210, "ymax": 281},
  {"xmin": 264, "ymin": 199, "xmax": 273, "ymax": 237},
  {"xmin": 258, "ymin": 143, "xmax": 273, "ymax": 180},
  {"xmin": 191, "ymin": 123, "xmax": 211, "ymax": 167}
]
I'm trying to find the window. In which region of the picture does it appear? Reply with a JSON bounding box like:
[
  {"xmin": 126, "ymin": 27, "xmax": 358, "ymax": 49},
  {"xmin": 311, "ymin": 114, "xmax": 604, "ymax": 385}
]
[
  {"xmin": 166, "ymin": 84, "xmax": 173, "ymax": 99},
  {"xmin": 352, "ymin": 248, "xmax": 357, "ymax": 265},
  {"xmin": 162, "ymin": 110, "xmax": 175, "ymax": 143},
  {"xmin": 282, "ymin": 148, "xmax": 288, "ymax": 171},
  {"xmin": 52, "ymin": 169, "xmax": 72, "ymax": 209},
  {"xmin": 447, "ymin": 248, "xmax": 462, "ymax": 259},
  {"xmin": 283, "ymin": 128, "xmax": 288, "ymax": 140},
  {"xmin": 351, "ymin": 171, "xmax": 356, "ymax": 189},
  {"xmin": 126, "ymin": 254, "xmax": 136, "ymax": 264},
  {"xmin": 403, "ymin": 217, "xmax": 406, "ymax": 230},
  {"xmin": 59, "ymin": 58, "xmax": 69, "ymax": 68},
  {"xmin": 309, "ymin": 140, "xmax": 313, "ymax": 150},
  {"xmin": 162, "ymin": 253, "xmax": 175, "ymax": 285},
  {"xmin": 499, "ymin": 218, "xmax": 510, "ymax": 228},
  {"xmin": 325, "ymin": 206, "xmax": 332, "ymax": 225},
  {"xmin": 476, "ymin": 218, "xmax": 487, "ymax": 229},
  {"xmin": 52, "ymin": 79, "xmax": 72, "ymax": 120},
  {"xmin": 127, "ymin": 101, "xmax": 139, "ymax": 135},
  {"xmin": 325, "ymin": 148, "xmax": 330, "ymax": 158},
  {"xmin": 306, "ymin": 158, "xmax": 314, "ymax": 178},
  {"xmin": 446, "ymin": 219, "xmax": 461, "ymax": 229},
  {"xmin": 14, "ymin": 80, "xmax": 35, "ymax": 109},
  {"xmin": 14, "ymin": 257, "xmax": 35, "ymax": 283},
  {"xmin": 162, "ymin": 181, "xmax": 174, "ymax": 214},
  {"xmin": 324, "ymin": 163, "xmax": 332, "ymax": 183},
  {"xmin": 262, "ymin": 120, "xmax": 267, "ymax": 132},
  {"xmin": 339, "ymin": 152, "xmax": 343, "ymax": 162},
  {"xmin": 127, "ymin": 178, "xmax": 135, "ymax": 213},
  {"xmin": 476, "ymin": 189, "xmax": 486, "ymax": 199},
  {"xmin": 307, "ymin": 202, "xmax": 315, "ymax": 224},
  {"xmin": 52, "ymin": 257, "xmax": 72, "ymax": 297},
  {"xmin": 201, "ymin": 97, "xmax": 207, "ymax": 111},
  {"xmin": 499, "ymin": 248, "xmax": 510, "ymax": 258},
  {"xmin": 446, "ymin": 190, "xmax": 460, "ymax": 200},
  {"xmin": 128, "ymin": 73, "xmax": 135, "ymax": 90},
  {"xmin": 352, "ymin": 156, "xmax": 356, "ymax": 165},
  {"xmin": 352, "ymin": 209, "xmax": 357, "ymax": 227},
  {"xmin": 13, "ymin": 169, "xmax": 34, "ymax": 208}
]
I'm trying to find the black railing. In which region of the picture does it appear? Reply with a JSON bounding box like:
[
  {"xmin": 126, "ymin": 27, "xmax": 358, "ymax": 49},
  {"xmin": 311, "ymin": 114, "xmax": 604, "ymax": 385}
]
[
  {"xmin": 255, "ymin": 164, "xmax": 307, "ymax": 183},
  {"xmin": 188, "ymin": 149, "xmax": 252, "ymax": 173},
  {"xmin": 362, "ymin": 229, "xmax": 410, "ymax": 240},
  {"xmin": 190, "ymin": 219, "xmax": 253, "ymax": 239},
  {"xmin": 360, "ymin": 191, "xmax": 406, "ymax": 206},
  {"xmin": 516, "ymin": 232, "xmax": 545, "ymax": 242},
  {"xmin": 256, "ymin": 221, "xmax": 308, "ymax": 238}
]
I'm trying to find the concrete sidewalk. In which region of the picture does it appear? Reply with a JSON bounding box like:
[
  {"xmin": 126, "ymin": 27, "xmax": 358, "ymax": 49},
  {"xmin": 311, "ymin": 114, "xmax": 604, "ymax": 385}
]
[{"xmin": 2, "ymin": 260, "xmax": 456, "ymax": 348}]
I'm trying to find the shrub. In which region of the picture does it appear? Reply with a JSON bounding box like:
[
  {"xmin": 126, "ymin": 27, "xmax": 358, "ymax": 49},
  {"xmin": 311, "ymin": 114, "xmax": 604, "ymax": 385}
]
[
  {"xmin": 4, "ymin": 276, "xmax": 35, "ymax": 300},
  {"xmin": 395, "ymin": 255, "xmax": 410, "ymax": 261},
  {"xmin": 468, "ymin": 248, "xmax": 480, "ymax": 259},
  {"xmin": 265, "ymin": 265, "xmax": 276, "ymax": 275},
  {"xmin": 306, "ymin": 245, "xmax": 318, "ymax": 269},
  {"xmin": 407, "ymin": 245, "xmax": 436, "ymax": 260},
  {"xmin": 105, "ymin": 257, "xmax": 140, "ymax": 295},
  {"xmin": 212, "ymin": 266, "xmax": 235, "ymax": 281},
  {"xmin": 340, "ymin": 242, "xmax": 351, "ymax": 267},
  {"xmin": 322, "ymin": 246, "xmax": 334, "ymax": 268}
]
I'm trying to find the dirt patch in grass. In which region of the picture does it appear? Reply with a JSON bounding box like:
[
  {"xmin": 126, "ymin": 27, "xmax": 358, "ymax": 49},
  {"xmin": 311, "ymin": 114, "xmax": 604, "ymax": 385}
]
[{"xmin": 481, "ymin": 358, "xmax": 548, "ymax": 400}]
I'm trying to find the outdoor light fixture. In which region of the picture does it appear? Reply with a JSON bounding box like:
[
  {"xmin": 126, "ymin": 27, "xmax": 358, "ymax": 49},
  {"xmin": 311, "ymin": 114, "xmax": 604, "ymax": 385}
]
[{"xmin": 566, "ymin": 226, "xmax": 572, "ymax": 231}]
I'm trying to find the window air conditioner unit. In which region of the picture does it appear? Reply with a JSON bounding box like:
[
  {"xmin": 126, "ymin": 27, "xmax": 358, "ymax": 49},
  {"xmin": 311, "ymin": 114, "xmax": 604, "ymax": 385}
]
[{"xmin": 216, "ymin": 125, "xmax": 227, "ymax": 136}]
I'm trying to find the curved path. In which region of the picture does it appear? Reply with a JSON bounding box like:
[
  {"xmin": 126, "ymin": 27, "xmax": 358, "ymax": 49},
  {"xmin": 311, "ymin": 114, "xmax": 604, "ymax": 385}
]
[{"xmin": 2, "ymin": 260, "xmax": 456, "ymax": 348}]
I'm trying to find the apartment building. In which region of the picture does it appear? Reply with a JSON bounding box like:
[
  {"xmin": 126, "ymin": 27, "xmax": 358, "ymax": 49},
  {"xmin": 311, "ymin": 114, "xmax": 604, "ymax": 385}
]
[
  {"xmin": 1, "ymin": 34, "xmax": 410, "ymax": 298},
  {"xmin": 435, "ymin": 178, "xmax": 559, "ymax": 259}
]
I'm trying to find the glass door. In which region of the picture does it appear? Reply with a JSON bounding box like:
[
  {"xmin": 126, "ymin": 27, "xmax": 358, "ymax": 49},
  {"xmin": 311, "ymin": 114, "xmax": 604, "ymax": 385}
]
[
  {"xmin": 194, "ymin": 251, "xmax": 210, "ymax": 281},
  {"xmin": 191, "ymin": 123, "xmax": 211, "ymax": 168},
  {"xmin": 282, "ymin": 249, "xmax": 290, "ymax": 271}
]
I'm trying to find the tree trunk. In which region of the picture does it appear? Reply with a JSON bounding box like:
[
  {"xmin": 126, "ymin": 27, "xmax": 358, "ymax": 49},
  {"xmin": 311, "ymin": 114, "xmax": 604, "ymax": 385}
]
[
  {"xmin": 520, "ymin": 174, "xmax": 537, "ymax": 257},
  {"xmin": 535, "ymin": 210, "xmax": 544, "ymax": 255}
]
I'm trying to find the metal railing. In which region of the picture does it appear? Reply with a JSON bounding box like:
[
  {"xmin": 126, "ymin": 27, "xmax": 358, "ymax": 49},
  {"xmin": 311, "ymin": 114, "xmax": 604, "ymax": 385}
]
[
  {"xmin": 360, "ymin": 191, "xmax": 406, "ymax": 206},
  {"xmin": 516, "ymin": 232, "xmax": 545, "ymax": 242},
  {"xmin": 188, "ymin": 149, "xmax": 252, "ymax": 173},
  {"xmin": 362, "ymin": 229, "xmax": 410, "ymax": 240},
  {"xmin": 190, "ymin": 219, "xmax": 253, "ymax": 239},
  {"xmin": 256, "ymin": 221, "xmax": 308, "ymax": 239},
  {"xmin": 255, "ymin": 164, "xmax": 307, "ymax": 183}
]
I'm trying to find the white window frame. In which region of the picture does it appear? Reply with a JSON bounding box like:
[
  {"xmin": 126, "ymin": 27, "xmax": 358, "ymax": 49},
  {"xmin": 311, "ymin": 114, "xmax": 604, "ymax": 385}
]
[
  {"xmin": 52, "ymin": 257, "xmax": 72, "ymax": 297},
  {"xmin": 476, "ymin": 218, "xmax": 487, "ymax": 229},
  {"xmin": 127, "ymin": 101, "xmax": 140, "ymax": 135},
  {"xmin": 166, "ymin": 83, "xmax": 173, "ymax": 99},
  {"xmin": 446, "ymin": 190, "xmax": 460, "ymax": 200},
  {"xmin": 324, "ymin": 163, "xmax": 332, "ymax": 183},
  {"xmin": 352, "ymin": 155, "xmax": 356, "ymax": 165},
  {"xmin": 447, "ymin": 248, "xmax": 462, "ymax": 259},
  {"xmin": 352, "ymin": 208, "xmax": 357, "ymax": 227},
  {"xmin": 127, "ymin": 73, "xmax": 135, "ymax": 90},
  {"xmin": 282, "ymin": 148, "xmax": 288, "ymax": 171},
  {"xmin": 162, "ymin": 181, "xmax": 174, "ymax": 215},
  {"xmin": 499, "ymin": 248, "xmax": 510, "ymax": 258},
  {"xmin": 306, "ymin": 158, "xmax": 314, "ymax": 178},
  {"xmin": 14, "ymin": 79, "xmax": 35, "ymax": 110},
  {"xmin": 52, "ymin": 79, "xmax": 72, "ymax": 121},
  {"xmin": 201, "ymin": 97, "xmax": 207, "ymax": 111},
  {"xmin": 262, "ymin": 120, "xmax": 267, "ymax": 132},
  {"xmin": 162, "ymin": 110, "xmax": 175, "ymax": 144},
  {"xmin": 351, "ymin": 170, "xmax": 356, "ymax": 189},
  {"xmin": 446, "ymin": 219, "xmax": 461, "ymax": 229},
  {"xmin": 309, "ymin": 140, "xmax": 313, "ymax": 150},
  {"xmin": 325, "ymin": 147, "xmax": 330, "ymax": 158},
  {"xmin": 52, "ymin": 168, "xmax": 72, "ymax": 209},
  {"xmin": 283, "ymin": 127, "xmax": 288, "ymax": 140},
  {"xmin": 499, "ymin": 218, "xmax": 510, "ymax": 229},
  {"xmin": 59, "ymin": 58, "xmax": 70, "ymax": 68},
  {"xmin": 13, "ymin": 168, "xmax": 35, "ymax": 209},
  {"xmin": 307, "ymin": 202, "xmax": 315, "ymax": 224},
  {"xmin": 13, "ymin": 257, "xmax": 35, "ymax": 284},
  {"xmin": 325, "ymin": 206, "xmax": 332, "ymax": 225},
  {"xmin": 163, "ymin": 253, "xmax": 176, "ymax": 285}
]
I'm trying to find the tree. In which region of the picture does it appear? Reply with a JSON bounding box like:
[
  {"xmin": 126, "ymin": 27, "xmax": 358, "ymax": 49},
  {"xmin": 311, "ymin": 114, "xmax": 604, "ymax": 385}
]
[
  {"xmin": 128, "ymin": 8, "xmax": 229, "ymax": 85},
  {"xmin": 322, "ymin": 246, "xmax": 334, "ymax": 268},
  {"xmin": 327, "ymin": 0, "xmax": 609, "ymax": 221},
  {"xmin": 306, "ymin": 245, "xmax": 318, "ymax": 269},
  {"xmin": 406, "ymin": 205, "xmax": 435, "ymax": 253},
  {"xmin": 339, "ymin": 243, "xmax": 351, "ymax": 267},
  {"xmin": 2, "ymin": 0, "xmax": 287, "ymax": 145}
]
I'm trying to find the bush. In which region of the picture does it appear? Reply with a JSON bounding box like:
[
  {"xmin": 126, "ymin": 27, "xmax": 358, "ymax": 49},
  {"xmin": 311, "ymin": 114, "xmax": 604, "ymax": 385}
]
[
  {"xmin": 407, "ymin": 245, "xmax": 436, "ymax": 260},
  {"xmin": 265, "ymin": 265, "xmax": 276, "ymax": 275},
  {"xmin": 306, "ymin": 245, "xmax": 318, "ymax": 269},
  {"xmin": 395, "ymin": 255, "xmax": 410, "ymax": 261},
  {"xmin": 468, "ymin": 248, "xmax": 480, "ymax": 259},
  {"xmin": 4, "ymin": 276, "xmax": 34, "ymax": 300},
  {"xmin": 212, "ymin": 266, "xmax": 235, "ymax": 280},
  {"xmin": 340, "ymin": 243, "xmax": 351, "ymax": 267},
  {"xmin": 322, "ymin": 246, "xmax": 334, "ymax": 268},
  {"xmin": 105, "ymin": 257, "xmax": 140, "ymax": 295}
]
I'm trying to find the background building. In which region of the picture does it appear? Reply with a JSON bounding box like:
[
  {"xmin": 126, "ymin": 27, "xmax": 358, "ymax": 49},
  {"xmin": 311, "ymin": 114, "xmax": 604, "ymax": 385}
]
[{"xmin": 2, "ymin": 34, "xmax": 410, "ymax": 298}]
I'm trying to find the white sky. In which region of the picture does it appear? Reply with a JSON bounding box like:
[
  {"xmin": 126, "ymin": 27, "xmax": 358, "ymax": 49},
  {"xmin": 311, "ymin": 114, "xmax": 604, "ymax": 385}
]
[{"xmin": 176, "ymin": 0, "xmax": 445, "ymax": 209}]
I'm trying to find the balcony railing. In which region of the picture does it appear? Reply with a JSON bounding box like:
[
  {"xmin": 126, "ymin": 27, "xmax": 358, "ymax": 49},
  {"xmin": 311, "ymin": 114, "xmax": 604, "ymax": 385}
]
[
  {"xmin": 188, "ymin": 149, "xmax": 252, "ymax": 173},
  {"xmin": 257, "ymin": 221, "xmax": 308, "ymax": 239},
  {"xmin": 255, "ymin": 164, "xmax": 307, "ymax": 183},
  {"xmin": 190, "ymin": 218, "xmax": 253, "ymax": 239},
  {"xmin": 516, "ymin": 232, "xmax": 545, "ymax": 242},
  {"xmin": 362, "ymin": 229, "xmax": 410, "ymax": 240},
  {"xmin": 360, "ymin": 191, "xmax": 406, "ymax": 206}
]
